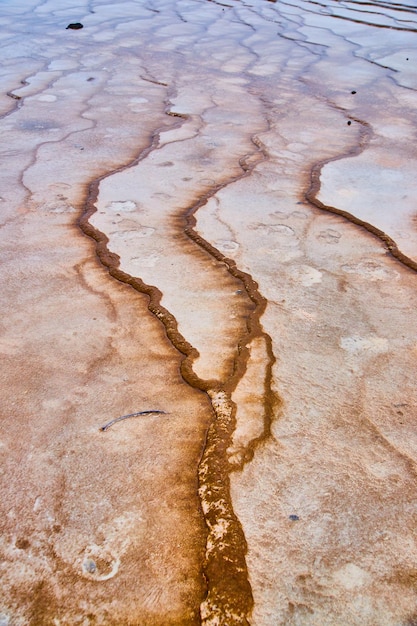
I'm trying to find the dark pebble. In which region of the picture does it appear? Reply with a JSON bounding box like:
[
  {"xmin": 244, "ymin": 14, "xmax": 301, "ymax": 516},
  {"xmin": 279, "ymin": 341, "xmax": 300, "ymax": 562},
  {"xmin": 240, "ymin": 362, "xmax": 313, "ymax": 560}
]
[
  {"xmin": 351, "ymin": 90, "xmax": 356, "ymax": 94},
  {"xmin": 289, "ymin": 514, "xmax": 299, "ymax": 521},
  {"xmin": 347, "ymin": 120, "xmax": 352, "ymax": 126},
  {"xmin": 66, "ymin": 22, "xmax": 83, "ymax": 30}
]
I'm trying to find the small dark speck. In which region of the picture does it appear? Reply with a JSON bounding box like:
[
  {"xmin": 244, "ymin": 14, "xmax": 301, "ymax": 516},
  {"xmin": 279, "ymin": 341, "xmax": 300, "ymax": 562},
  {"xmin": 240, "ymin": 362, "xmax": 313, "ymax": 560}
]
[
  {"xmin": 15, "ymin": 538, "xmax": 30, "ymax": 550},
  {"xmin": 236, "ymin": 290, "xmax": 243, "ymax": 295},
  {"xmin": 289, "ymin": 514, "xmax": 299, "ymax": 521},
  {"xmin": 66, "ymin": 22, "xmax": 83, "ymax": 30},
  {"xmin": 347, "ymin": 120, "xmax": 352, "ymax": 126},
  {"xmin": 351, "ymin": 90, "xmax": 356, "ymax": 94},
  {"xmin": 406, "ymin": 58, "xmax": 409, "ymax": 61},
  {"xmin": 87, "ymin": 77, "xmax": 95, "ymax": 82}
]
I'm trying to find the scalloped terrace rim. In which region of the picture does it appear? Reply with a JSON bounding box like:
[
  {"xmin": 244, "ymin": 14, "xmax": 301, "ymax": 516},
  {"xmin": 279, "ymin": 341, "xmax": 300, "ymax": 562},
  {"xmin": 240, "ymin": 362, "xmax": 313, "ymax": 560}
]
[{"xmin": 305, "ymin": 115, "xmax": 417, "ymax": 275}]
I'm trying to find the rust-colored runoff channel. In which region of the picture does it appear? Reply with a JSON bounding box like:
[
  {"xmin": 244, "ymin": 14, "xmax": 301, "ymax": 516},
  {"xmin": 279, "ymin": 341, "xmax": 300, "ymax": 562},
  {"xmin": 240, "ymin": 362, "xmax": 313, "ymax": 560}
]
[
  {"xmin": 78, "ymin": 114, "xmax": 279, "ymax": 624},
  {"xmin": 305, "ymin": 116, "xmax": 417, "ymax": 275}
]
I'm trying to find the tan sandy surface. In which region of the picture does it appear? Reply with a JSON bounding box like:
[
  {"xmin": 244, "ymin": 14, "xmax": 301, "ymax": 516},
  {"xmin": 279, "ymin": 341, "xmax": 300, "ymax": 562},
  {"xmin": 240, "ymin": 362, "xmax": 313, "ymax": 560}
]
[{"xmin": 1, "ymin": 0, "xmax": 416, "ymax": 625}]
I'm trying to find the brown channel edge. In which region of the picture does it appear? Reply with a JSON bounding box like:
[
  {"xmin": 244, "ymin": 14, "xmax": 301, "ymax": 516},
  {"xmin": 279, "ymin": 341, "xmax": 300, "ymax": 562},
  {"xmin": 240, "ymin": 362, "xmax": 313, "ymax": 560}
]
[
  {"xmin": 305, "ymin": 116, "xmax": 417, "ymax": 275},
  {"xmin": 78, "ymin": 106, "xmax": 280, "ymax": 624},
  {"xmin": 180, "ymin": 136, "xmax": 281, "ymax": 623}
]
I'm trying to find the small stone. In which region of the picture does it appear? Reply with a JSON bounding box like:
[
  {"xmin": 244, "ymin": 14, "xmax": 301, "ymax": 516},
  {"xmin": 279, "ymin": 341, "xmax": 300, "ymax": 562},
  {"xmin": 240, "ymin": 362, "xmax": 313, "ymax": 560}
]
[
  {"xmin": 83, "ymin": 558, "xmax": 97, "ymax": 574},
  {"xmin": 351, "ymin": 90, "xmax": 356, "ymax": 94},
  {"xmin": 66, "ymin": 23, "xmax": 83, "ymax": 30},
  {"xmin": 347, "ymin": 120, "xmax": 352, "ymax": 126},
  {"xmin": 289, "ymin": 514, "xmax": 299, "ymax": 521}
]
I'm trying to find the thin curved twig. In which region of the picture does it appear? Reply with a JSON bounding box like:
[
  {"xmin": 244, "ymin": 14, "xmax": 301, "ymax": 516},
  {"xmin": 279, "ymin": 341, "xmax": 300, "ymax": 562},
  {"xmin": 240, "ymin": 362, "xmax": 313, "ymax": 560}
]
[{"xmin": 99, "ymin": 410, "xmax": 166, "ymax": 432}]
